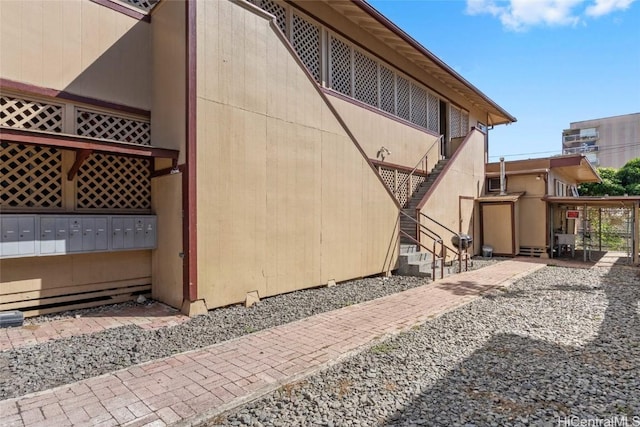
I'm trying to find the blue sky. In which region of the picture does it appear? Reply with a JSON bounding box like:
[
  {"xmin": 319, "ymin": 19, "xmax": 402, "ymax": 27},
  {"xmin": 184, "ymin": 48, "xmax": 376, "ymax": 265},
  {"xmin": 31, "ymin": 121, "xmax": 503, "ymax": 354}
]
[{"xmin": 368, "ymin": 0, "xmax": 640, "ymax": 161}]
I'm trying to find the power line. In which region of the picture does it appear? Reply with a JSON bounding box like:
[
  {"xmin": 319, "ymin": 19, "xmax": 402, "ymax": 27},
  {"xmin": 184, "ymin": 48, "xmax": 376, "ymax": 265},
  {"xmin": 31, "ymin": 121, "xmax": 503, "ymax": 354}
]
[{"xmin": 489, "ymin": 140, "xmax": 640, "ymax": 160}]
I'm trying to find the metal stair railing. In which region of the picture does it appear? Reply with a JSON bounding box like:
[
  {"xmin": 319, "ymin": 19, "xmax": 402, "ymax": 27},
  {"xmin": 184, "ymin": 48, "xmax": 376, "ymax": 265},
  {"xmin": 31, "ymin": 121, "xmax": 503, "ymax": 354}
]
[
  {"xmin": 393, "ymin": 135, "xmax": 443, "ymax": 205},
  {"xmin": 399, "ymin": 210, "xmax": 445, "ymax": 279},
  {"xmin": 418, "ymin": 211, "xmax": 470, "ymax": 273}
]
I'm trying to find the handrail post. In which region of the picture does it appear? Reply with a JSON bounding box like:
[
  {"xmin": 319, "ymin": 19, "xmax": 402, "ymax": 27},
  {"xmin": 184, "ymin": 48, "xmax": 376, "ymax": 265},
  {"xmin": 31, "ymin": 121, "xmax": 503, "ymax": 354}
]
[
  {"xmin": 441, "ymin": 243, "xmax": 445, "ymax": 279},
  {"xmin": 432, "ymin": 241, "xmax": 436, "ymax": 280}
]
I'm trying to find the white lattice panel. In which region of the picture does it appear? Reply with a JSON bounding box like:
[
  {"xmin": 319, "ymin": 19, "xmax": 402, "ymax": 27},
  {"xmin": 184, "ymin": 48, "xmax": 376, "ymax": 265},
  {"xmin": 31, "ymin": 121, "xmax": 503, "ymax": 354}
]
[
  {"xmin": 380, "ymin": 167, "xmax": 395, "ymax": 193},
  {"xmin": 292, "ymin": 13, "xmax": 321, "ymax": 83},
  {"xmin": 410, "ymin": 83, "xmax": 427, "ymax": 128},
  {"xmin": 1, "ymin": 95, "xmax": 63, "ymax": 132},
  {"xmin": 380, "ymin": 65, "xmax": 395, "ymax": 114},
  {"xmin": 450, "ymin": 106, "xmax": 461, "ymax": 138},
  {"xmin": 330, "ymin": 36, "xmax": 352, "ymax": 96},
  {"xmin": 1, "ymin": 142, "xmax": 62, "ymax": 208},
  {"xmin": 76, "ymin": 154, "xmax": 151, "ymax": 210},
  {"xmin": 396, "ymin": 76, "xmax": 410, "ymax": 121},
  {"xmin": 353, "ymin": 50, "xmax": 378, "ymax": 107},
  {"xmin": 461, "ymin": 111, "xmax": 469, "ymax": 136},
  {"xmin": 76, "ymin": 109, "xmax": 150, "ymax": 145},
  {"xmin": 122, "ymin": 0, "xmax": 158, "ymax": 12},
  {"xmin": 397, "ymin": 171, "xmax": 409, "ymax": 207},
  {"xmin": 428, "ymin": 93, "xmax": 439, "ymax": 133},
  {"xmin": 410, "ymin": 175, "xmax": 425, "ymax": 199},
  {"xmin": 252, "ymin": 0, "xmax": 287, "ymax": 33}
]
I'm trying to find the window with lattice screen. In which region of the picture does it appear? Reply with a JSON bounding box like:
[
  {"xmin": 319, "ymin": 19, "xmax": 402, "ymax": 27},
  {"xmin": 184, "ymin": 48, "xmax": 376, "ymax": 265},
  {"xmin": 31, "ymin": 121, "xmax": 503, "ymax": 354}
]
[
  {"xmin": 1, "ymin": 142, "xmax": 63, "ymax": 208},
  {"xmin": 1, "ymin": 95, "xmax": 64, "ymax": 132},
  {"xmin": 330, "ymin": 36, "xmax": 352, "ymax": 96},
  {"xmin": 410, "ymin": 83, "xmax": 427, "ymax": 128},
  {"xmin": 380, "ymin": 65, "xmax": 395, "ymax": 114},
  {"xmin": 122, "ymin": 0, "xmax": 158, "ymax": 12},
  {"xmin": 461, "ymin": 111, "xmax": 469, "ymax": 136},
  {"xmin": 250, "ymin": 0, "xmax": 287, "ymax": 33},
  {"xmin": 353, "ymin": 50, "xmax": 378, "ymax": 107},
  {"xmin": 76, "ymin": 109, "xmax": 150, "ymax": 145},
  {"xmin": 292, "ymin": 13, "xmax": 321, "ymax": 83},
  {"xmin": 396, "ymin": 76, "xmax": 410, "ymax": 121},
  {"xmin": 427, "ymin": 93, "xmax": 439, "ymax": 133},
  {"xmin": 76, "ymin": 154, "xmax": 151, "ymax": 210},
  {"xmin": 450, "ymin": 106, "xmax": 462, "ymax": 138}
]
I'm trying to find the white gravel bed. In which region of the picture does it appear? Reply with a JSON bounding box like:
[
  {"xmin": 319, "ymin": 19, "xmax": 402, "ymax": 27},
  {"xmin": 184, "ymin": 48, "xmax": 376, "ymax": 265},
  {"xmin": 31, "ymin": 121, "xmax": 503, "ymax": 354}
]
[
  {"xmin": 210, "ymin": 265, "xmax": 640, "ymax": 426},
  {"xmin": 0, "ymin": 260, "xmax": 494, "ymax": 400}
]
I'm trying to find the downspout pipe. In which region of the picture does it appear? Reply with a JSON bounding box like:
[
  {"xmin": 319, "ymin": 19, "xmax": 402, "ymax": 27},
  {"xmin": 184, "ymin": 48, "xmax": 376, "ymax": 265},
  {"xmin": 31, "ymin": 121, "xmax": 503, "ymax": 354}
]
[{"xmin": 499, "ymin": 157, "xmax": 506, "ymax": 196}]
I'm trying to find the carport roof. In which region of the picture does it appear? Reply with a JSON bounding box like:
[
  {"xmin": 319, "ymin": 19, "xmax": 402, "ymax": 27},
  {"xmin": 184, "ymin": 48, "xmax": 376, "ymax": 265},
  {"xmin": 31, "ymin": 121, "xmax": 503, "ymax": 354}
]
[{"xmin": 543, "ymin": 196, "xmax": 640, "ymax": 207}]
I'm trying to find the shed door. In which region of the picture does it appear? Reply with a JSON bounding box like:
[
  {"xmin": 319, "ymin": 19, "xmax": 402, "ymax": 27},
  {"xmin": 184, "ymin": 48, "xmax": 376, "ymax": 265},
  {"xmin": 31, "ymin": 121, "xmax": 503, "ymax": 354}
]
[{"xmin": 481, "ymin": 203, "xmax": 514, "ymax": 256}]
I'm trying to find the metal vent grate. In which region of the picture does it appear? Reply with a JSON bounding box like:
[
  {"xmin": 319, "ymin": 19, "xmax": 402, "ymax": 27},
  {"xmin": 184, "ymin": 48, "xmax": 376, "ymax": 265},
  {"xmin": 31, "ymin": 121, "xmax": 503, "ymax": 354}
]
[
  {"xmin": 76, "ymin": 154, "xmax": 151, "ymax": 210},
  {"xmin": 427, "ymin": 93, "xmax": 439, "ymax": 133},
  {"xmin": 76, "ymin": 109, "xmax": 150, "ymax": 145},
  {"xmin": 1, "ymin": 142, "xmax": 63, "ymax": 208},
  {"xmin": 0, "ymin": 95, "xmax": 63, "ymax": 132},
  {"xmin": 396, "ymin": 76, "xmax": 410, "ymax": 121},
  {"xmin": 353, "ymin": 50, "xmax": 378, "ymax": 107},
  {"xmin": 330, "ymin": 36, "xmax": 352, "ymax": 96},
  {"xmin": 380, "ymin": 65, "xmax": 395, "ymax": 114},
  {"xmin": 292, "ymin": 13, "xmax": 321, "ymax": 83},
  {"xmin": 410, "ymin": 83, "xmax": 427, "ymax": 128}
]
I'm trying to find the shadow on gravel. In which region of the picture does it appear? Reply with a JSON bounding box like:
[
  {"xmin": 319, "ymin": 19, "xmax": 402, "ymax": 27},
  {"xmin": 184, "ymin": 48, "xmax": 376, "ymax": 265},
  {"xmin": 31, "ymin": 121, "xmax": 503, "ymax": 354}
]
[
  {"xmin": 433, "ymin": 280, "xmax": 500, "ymax": 296},
  {"xmin": 384, "ymin": 267, "xmax": 640, "ymax": 426}
]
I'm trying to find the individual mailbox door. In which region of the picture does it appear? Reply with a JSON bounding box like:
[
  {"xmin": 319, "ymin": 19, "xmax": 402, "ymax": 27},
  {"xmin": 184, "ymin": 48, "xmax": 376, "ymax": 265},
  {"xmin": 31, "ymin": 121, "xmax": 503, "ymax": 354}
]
[
  {"xmin": 40, "ymin": 217, "xmax": 56, "ymax": 254},
  {"xmin": 82, "ymin": 218, "xmax": 96, "ymax": 251},
  {"xmin": 144, "ymin": 217, "xmax": 156, "ymax": 248},
  {"xmin": 123, "ymin": 217, "xmax": 135, "ymax": 249},
  {"xmin": 55, "ymin": 218, "xmax": 69, "ymax": 253},
  {"xmin": 1, "ymin": 217, "xmax": 20, "ymax": 256},
  {"xmin": 69, "ymin": 218, "xmax": 83, "ymax": 252},
  {"xmin": 112, "ymin": 217, "xmax": 124, "ymax": 249},
  {"xmin": 134, "ymin": 218, "xmax": 145, "ymax": 248},
  {"xmin": 18, "ymin": 216, "xmax": 36, "ymax": 256},
  {"xmin": 95, "ymin": 217, "xmax": 108, "ymax": 250}
]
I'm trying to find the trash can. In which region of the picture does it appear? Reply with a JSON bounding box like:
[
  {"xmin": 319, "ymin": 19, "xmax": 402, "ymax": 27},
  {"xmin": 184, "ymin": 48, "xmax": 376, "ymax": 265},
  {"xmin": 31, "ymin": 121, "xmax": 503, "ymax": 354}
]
[{"xmin": 482, "ymin": 245, "xmax": 493, "ymax": 258}]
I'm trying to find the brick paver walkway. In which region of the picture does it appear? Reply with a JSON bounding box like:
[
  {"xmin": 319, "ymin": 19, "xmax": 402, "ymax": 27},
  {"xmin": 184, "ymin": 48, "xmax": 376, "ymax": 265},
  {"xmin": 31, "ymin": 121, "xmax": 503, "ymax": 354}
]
[
  {"xmin": 0, "ymin": 260, "xmax": 545, "ymax": 427},
  {"xmin": 0, "ymin": 303, "xmax": 189, "ymax": 351}
]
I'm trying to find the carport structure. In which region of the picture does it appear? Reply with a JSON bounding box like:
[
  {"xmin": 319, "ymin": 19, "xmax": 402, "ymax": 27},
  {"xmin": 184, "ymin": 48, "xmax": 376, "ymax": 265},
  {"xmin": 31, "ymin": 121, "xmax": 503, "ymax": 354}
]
[{"xmin": 543, "ymin": 196, "xmax": 640, "ymax": 265}]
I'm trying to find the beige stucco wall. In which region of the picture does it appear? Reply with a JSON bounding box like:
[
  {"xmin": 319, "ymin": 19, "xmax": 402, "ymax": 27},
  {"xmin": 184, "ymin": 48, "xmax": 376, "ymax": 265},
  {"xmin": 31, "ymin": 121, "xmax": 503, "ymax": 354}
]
[
  {"xmin": 420, "ymin": 130, "xmax": 486, "ymax": 255},
  {"xmin": 504, "ymin": 175, "xmax": 547, "ymax": 249},
  {"xmin": 194, "ymin": 0, "xmax": 398, "ymax": 308},
  {"xmin": 0, "ymin": 251, "xmax": 151, "ymax": 308},
  {"xmin": 327, "ymin": 95, "xmax": 440, "ymax": 169},
  {"xmin": 0, "ymin": 0, "xmax": 151, "ymax": 109}
]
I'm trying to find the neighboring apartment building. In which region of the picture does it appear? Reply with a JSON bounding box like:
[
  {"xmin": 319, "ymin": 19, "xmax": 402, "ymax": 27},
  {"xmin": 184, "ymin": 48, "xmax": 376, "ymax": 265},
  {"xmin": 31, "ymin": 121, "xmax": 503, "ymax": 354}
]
[
  {"xmin": 562, "ymin": 113, "xmax": 640, "ymax": 168},
  {"xmin": 0, "ymin": 0, "xmax": 515, "ymax": 316}
]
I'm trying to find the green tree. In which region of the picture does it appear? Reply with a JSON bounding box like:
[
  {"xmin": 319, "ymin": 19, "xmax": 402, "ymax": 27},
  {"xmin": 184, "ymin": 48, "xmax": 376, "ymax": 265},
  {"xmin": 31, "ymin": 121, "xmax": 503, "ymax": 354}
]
[
  {"xmin": 617, "ymin": 157, "xmax": 640, "ymax": 195},
  {"xmin": 578, "ymin": 167, "xmax": 625, "ymax": 196}
]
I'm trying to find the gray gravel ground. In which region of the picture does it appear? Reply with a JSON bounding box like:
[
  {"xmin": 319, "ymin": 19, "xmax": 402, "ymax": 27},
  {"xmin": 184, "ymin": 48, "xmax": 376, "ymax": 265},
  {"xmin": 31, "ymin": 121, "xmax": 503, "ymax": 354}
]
[
  {"xmin": 209, "ymin": 265, "xmax": 640, "ymax": 427},
  {"xmin": 0, "ymin": 259, "xmax": 495, "ymax": 400}
]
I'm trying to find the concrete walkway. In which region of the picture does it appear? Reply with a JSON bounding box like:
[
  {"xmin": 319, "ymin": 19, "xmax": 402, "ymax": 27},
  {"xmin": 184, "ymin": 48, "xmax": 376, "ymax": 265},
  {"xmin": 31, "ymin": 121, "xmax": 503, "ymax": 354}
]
[{"xmin": 0, "ymin": 260, "xmax": 545, "ymax": 427}]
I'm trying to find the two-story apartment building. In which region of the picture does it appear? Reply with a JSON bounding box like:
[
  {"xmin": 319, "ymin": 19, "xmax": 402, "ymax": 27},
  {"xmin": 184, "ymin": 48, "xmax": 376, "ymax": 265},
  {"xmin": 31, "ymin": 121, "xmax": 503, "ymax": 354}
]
[{"xmin": 0, "ymin": 0, "xmax": 516, "ymax": 316}]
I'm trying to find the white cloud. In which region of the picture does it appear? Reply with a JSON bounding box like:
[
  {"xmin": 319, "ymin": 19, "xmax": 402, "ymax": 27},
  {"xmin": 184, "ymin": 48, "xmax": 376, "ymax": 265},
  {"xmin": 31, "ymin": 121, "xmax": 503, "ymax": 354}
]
[
  {"xmin": 466, "ymin": 0, "xmax": 637, "ymax": 31},
  {"xmin": 586, "ymin": 0, "xmax": 636, "ymax": 16}
]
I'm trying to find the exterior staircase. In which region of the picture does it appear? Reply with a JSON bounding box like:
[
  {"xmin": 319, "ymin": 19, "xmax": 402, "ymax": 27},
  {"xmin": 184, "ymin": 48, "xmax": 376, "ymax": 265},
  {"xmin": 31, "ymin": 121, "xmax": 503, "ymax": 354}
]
[
  {"xmin": 400, "ymin": 158, "xmax": 449, "ymax": 242},
  {"xmin": 396, "ymin": 243, "xmax": 456, "ymax": 278}
]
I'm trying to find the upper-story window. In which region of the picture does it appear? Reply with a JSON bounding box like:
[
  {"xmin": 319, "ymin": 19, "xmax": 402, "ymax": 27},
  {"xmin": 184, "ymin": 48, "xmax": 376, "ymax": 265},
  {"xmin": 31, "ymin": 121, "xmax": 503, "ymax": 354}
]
[{"xmin": 247, "ymin": 0, "xmax": 471, "ymax": 137}]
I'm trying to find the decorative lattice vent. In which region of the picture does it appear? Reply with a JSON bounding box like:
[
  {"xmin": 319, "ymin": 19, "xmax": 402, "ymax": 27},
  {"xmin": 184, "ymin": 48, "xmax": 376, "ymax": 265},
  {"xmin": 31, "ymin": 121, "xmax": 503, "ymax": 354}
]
[
  {"xmin": 410, "ymin": 83, "xmax": 427, "ymax": 128},
  {"xmin": 354, "ymin": 50, "xmax": 378, "ymax": 107},
  {"xmin": 330, "ymin": 36, "xmax": 352, "ymax": 96},
  {"xmin": 396, "ymin": 76, "xmax": 410, "ymax": 121},
  {"xmin": 380, "ymin": 65, "xmax": 395, "ymax": 114},
  {"xmin": 428, "ymin": 93, "xmax": 439, "ymax": 133},
  {"xmin": 461, "ymin": 111, "xmax": 469, "ymax": 136},
  {"xmin": 1, "ymin": 142, "xmax": 63, "ymax": 208},
  {"xmin": 396, "ymin": 171, "xmax": 410, "ymax": 207},
  {"xmin": 0, "ymin": 95, "xmax": 64, "ymax": 132},
  {"xmin": 76, "ymin": 109, "xmax": 150, "ymax": 145},
  {"xmin": 76, "ymin": 154, "xmax": 151, "ymax": 210},
  {"xmin": 380, "ymin": 167, "xmax": 395, "ymax": 192},
  {"xmin": 292, "ymin": 13, "xmax": 321, "ymax": 83},
  {"xmin": 122, "ymin": 0, "xmax": 158, "ymax": 12}
]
